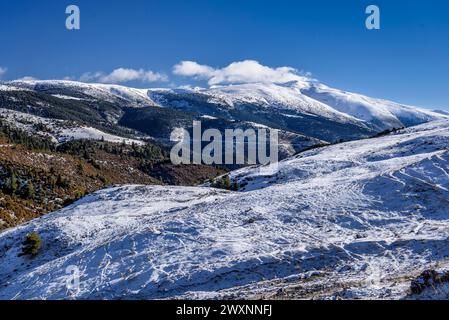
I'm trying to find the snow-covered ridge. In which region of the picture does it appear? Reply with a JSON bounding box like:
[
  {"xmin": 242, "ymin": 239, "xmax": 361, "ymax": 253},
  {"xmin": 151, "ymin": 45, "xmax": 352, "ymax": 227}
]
[
  {"xmin": 1, "ymin": 119, "xmax": 449, "ymax": 299},
  {"xmin": 302, "ymin": 83, "xmax": 446, "ymax": 130},
  {"xmin": 7, "ymin": 80, "xmax": 156, "ymax": 107},
  {"xmin": 5, "ymin": 80, "xmax": 447, "ymax": 135},
  {"xmin": 148, "ymin": 80, "xmax": 447, "ymax": 131},
  {"xmin": 0, "ymin": 84, "xmax": 31, "ymax": 92}
]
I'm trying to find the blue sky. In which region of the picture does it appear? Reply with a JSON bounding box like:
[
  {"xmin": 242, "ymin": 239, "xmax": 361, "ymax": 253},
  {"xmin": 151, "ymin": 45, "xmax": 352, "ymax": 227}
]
[{"xmin": 0, "ymin": 0, "xmax": 448, "ymax": 110}]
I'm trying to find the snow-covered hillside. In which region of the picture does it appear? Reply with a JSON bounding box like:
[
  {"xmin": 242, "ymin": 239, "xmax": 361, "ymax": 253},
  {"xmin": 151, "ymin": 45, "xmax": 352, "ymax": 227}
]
[
  {"xmin": 6, "ymin": 80, "xmax": 155, "ymax": 107},
  {"xmin": 0, "ymin": 108, "xmax": 145, "ymax": 145},
  {"xmin": 149, "ymin": 82, "xmax": 362, "ymax": 124},
  {"xmin": 1, "ymin": 120, "xmax": 449, "ymax": 300},
  {"xmin": 302, "ymin": 82, "xmax": 444, "ymax": 130}
]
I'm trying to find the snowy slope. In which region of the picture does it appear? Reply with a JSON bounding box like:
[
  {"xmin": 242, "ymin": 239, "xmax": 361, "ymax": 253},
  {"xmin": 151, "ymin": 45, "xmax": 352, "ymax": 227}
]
[
  {"xmin": 302, "ymin": 82, "xmax": 445, "ymax": 130},
  {"xmin": 148, "ymin": 81, "xmax": 448, "ymax": 135},
  {"xmin": 1, "ymin": 120, "xmax": 449, "ymax": 300},
  {"xmin": 0, "ymin": 108, "xmax": 145, "ymax": 145},
  {"xmin": 7, "ymin": 80, "xmax": 155, "ymax": 107},
  {"xmin": 149, "ymin": 83, "xmax": 363, "ymax": 124}
]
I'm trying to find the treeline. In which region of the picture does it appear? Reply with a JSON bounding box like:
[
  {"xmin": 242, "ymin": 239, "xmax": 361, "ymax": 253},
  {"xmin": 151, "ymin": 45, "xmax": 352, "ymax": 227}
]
[
  {"xmin": 373, "ymin": 127, "xmax": 405, "ymax": 138},
  {"xmin": 57, "ymin": 139, "xmax": 167, "ymax": 164},
  {"xmin": 0, "ymin": 118, "xmax": 56, "ymax": 151},
  {"xmin": 0, "ymin": 117, "xmax": 168, "ymax": 164},
  {"xmin": 0, "ymin": 119, "xmax": 169, "ymax": 208}
]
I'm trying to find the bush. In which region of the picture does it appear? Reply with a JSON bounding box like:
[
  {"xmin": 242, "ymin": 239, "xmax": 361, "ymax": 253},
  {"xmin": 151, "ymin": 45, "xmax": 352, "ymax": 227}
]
[
  {"xmin": 211, "ymin": 175, "xmax": 235, "ymax": 190},
  {"xmin": 98, "ymin": 175, "xmax": 110, "ymax": 185},
  {"xmin": 221, "ymin": 175, "xmax": 231, "ymax": 190},
  {"xmin": 20, "ymin": 232, "xmax": 42, "ymax": 257},
  {"xmin": 74, "ymin": 189, "xmax": 85, "ymax": 200}
]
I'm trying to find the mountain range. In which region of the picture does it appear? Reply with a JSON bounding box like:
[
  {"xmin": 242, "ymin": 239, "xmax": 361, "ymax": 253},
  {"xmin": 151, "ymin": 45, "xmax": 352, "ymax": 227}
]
[{"xmin": 2, "ymin": 79, "xmax": 446, "ymax": 148}]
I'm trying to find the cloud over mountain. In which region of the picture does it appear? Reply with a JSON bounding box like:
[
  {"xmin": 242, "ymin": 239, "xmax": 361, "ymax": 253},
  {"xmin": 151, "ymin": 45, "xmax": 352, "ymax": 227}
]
[
  {"xmin": 173, "ymin": 60, "xmax": 310, "ymax": 86},
  {"xmin": 80, "ymin": 68, "xmax": 168, "ymax": 84}
]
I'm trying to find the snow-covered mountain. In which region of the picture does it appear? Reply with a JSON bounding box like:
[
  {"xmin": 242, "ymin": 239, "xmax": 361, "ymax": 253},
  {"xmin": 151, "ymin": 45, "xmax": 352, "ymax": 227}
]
[
  {"xmin": 301, "ymin": 82, "xmax": 443, "ymax": 130},
  {"xmin": 4, "ymin": 79, "xmax": 447, "ymax": 144},
  {"xmin": 1, "ymin": 119, "xmax": 448, "ymax": 300},
  {"xmin": 1, "ymin": 80, "xmax": 325, "ymax": 158},
  {"xmin": 148, "ymin": 80, "xmax": 447, "ymax": 140}
]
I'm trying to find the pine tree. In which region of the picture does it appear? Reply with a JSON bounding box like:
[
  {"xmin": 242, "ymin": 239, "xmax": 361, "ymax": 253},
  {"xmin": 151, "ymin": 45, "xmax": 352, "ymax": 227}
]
[
  {"xmin": 25, "ymin": 181, "xmax": 35, "ymax": 199},
  {"xmin": 10, "ymin": 171, "xmax": 18, "ymax": 193},
  {"xmin": 4, "ymin": 170, "xmax": 18, "ymax": 194}
]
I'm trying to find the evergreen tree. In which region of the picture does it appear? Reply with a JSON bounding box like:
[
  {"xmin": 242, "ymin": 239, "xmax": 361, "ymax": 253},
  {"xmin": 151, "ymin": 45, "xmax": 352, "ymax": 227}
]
[
  {"xmin": 25, "ymin": 181, "xmax": 35, "ymax": 199},
  {"xmin": 4, "ymin": 170, "xmax": 18, "ymax": 194},
  {"xmin": 10, "ymin": 171, "xmax": 18, "ymax": 193}
]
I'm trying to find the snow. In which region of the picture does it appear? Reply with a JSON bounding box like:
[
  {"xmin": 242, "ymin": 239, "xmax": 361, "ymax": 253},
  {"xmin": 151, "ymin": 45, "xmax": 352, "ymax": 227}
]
[
  {"xmin": 0, "ymin": 108, "xmax": 145, "ymax": 145},
  {"xmin": 1, "ymin": 120, "xmax": 449, "ymax": 299},
  {"xmin": 57, "ymin": 126, "xmax": 144, "ymax": 145},
  {"xmin": 302, "ymin": 83, "xmax": 447, "ymax": 130},
  {"xmin": 8, "ymin": 80, "xmax": 156, "ymax": 107},
  {"xmin": 5, "ymin": 79, "xmax": 447, "ymax": 137},
  {"xmin": 0, "ymin": 84, "xmax": 29, "ymax": 92},
  {"xmin": 148, "ymin": 81, "xmax": 448, "ymax": 133},
  {"xmin": 149, "ymin": 82, "xmax": 365, "ymax": 125},
  {"xmin": 51, "ymin": 94, "xmax": 84, "ymax": 101}
]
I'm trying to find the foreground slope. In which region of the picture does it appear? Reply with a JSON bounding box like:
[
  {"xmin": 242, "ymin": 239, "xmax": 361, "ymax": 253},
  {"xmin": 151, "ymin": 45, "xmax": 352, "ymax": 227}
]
[{"xmin": 1, "ymin": 120, "xmax": 449, "ymax": 299}]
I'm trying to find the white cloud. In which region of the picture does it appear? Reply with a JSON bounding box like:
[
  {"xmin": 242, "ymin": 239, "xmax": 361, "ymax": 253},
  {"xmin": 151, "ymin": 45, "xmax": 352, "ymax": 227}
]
[
  {"xmin": 173, "ymin": 61, "xmax": 215, "ymax": 79},
  {"xmin": 0, "ymin": 67, "xmax": 7, "ymax": 78},
  {"xmin": 173, "ymin": 60, "xmax": 310, "ymax": 86},
  {"xmin": 80, "ymin": 68, "xmax": 168, "ymax": 84},
  {"xmin": 16, "ymin": 76, "xmax": 38, "ymax": 81}
]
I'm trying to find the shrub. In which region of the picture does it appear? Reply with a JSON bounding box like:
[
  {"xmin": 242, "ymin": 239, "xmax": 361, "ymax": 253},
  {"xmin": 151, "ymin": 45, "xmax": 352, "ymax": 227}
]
[
  {"xmin": 211, "ymin": 175, "xmax": 234, "ymax": 190},
  {"xmin": 20, "ymin": 232, "xmax": 42, "ymax": 257},
  {"xmin": 74, "ymin": 189, "xmax": 85, "ymax": 200},
  {"xmin": 221, "ymin": 175, "xmax": 231, "ymax": 190}
]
